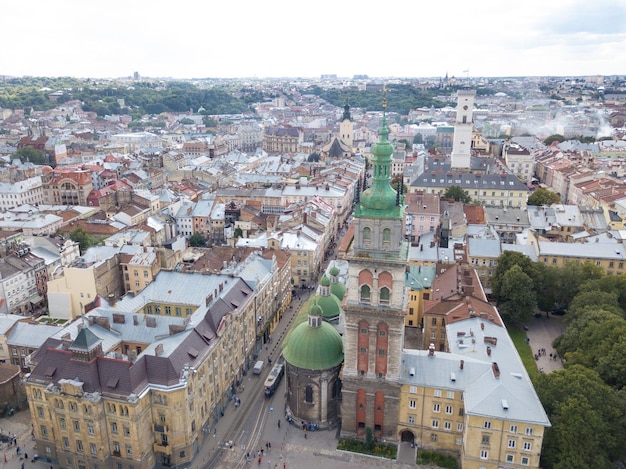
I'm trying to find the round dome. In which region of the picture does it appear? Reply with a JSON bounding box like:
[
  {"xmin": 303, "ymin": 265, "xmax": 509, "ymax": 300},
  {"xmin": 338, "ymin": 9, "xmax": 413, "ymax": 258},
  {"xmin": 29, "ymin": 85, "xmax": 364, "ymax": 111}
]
[
  {"xmin": 330, "ymin": 282, "xmax": 346, "ymax": 301},
  {"xmin": 283, "ymin": 321, "xmax": 343, "ymax": 370},
  {"xmin": 329, "ymin": 266, "xmax": 340, "ymax": 277},
  {"xmin": 320, "ymin": 275, "xmax": 331, "ymax": 287},
  {"xmin": 309, "ymin": 291, "xmax": 342, "ymax": 320}
]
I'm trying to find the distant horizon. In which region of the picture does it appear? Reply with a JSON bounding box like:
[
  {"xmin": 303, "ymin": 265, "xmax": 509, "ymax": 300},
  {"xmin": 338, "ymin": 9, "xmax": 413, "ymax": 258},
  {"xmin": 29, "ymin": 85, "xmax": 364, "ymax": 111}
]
[{"xmin": 1, "ymin": 73, "xmax": 622, "ymax": 82}]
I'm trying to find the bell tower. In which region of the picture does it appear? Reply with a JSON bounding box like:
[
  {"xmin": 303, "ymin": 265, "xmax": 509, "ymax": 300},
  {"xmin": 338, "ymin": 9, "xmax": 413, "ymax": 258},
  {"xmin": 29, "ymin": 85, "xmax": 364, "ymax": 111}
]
[{"xmin": 341, "ymin": 87, "xmax": 408, "ymax": 442}]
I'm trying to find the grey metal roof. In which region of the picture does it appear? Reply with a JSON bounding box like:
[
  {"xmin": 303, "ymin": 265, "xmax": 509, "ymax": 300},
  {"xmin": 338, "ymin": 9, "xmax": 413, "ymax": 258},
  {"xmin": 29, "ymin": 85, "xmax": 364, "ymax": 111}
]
[
  {"xmin": 401, "ymin": 317, "xmax": 550, "ymax": 426},
  {"xmin": 468, "ymin": 238, "xmax": 502, "ymax": 258},
  {"xmin": 7, "ymin": 322, "xmax": 60, "ymax": 348}
]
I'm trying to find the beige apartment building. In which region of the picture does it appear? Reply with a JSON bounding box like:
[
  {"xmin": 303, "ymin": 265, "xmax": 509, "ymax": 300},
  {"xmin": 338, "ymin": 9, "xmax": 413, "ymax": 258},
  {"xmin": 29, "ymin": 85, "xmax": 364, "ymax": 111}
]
[{"xmin": 26, "ymin": 266, "xmax": 288, "ymax": 469}]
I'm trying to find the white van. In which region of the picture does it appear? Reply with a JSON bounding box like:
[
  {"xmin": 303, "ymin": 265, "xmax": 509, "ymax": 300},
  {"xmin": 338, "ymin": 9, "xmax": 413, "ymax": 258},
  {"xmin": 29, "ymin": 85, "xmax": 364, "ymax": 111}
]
[{"xmin": 253, "ymin": 360, "xmax": 265, "ymax": 375}]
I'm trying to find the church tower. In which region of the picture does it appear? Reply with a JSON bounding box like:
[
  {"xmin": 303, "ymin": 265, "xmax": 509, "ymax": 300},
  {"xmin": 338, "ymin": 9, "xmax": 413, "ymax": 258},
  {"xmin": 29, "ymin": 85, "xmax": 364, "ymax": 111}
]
[
  {"xmin": 450, "ymin": 89, "xmax": 475, "ymax": 169},
  {"xmin": 340, "ymin": 89, "xmax": 408, "ymax": 442},
  {"xmin": 339, "ymin": 103, "xmax": 354, "ymax": 148}
]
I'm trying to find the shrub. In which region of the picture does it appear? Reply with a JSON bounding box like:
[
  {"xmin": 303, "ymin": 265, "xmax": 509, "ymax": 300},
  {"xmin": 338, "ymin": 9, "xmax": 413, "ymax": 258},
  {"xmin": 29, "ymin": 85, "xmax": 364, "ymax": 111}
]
[
  {"xmin": 416, "ymin": 450, "xmax": 458, "ymax": 468},
  {"xmin": 337, "ymin": 438, "xmax": 396, "ymax": 460}
]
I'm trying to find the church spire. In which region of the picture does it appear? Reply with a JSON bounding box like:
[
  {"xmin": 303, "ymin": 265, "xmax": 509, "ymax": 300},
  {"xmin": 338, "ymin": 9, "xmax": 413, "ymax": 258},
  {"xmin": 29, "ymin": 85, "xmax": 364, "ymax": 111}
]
[{"xmin": 356, "ymin": 84, "xmax": 397, "ymax": 213}]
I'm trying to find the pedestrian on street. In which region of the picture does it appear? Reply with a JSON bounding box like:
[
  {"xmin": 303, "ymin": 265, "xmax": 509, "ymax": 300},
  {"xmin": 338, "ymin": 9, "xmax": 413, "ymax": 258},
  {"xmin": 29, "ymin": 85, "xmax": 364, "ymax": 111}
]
[{"xmin": 277, "ymin": 420, "xmax": 280, "ymax": 429}]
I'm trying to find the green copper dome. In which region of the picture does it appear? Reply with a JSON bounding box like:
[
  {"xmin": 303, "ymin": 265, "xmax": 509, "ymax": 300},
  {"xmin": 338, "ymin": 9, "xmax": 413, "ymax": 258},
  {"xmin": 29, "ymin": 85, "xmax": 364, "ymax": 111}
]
[
  {"xmin": 308, "ymin": 277, "xmax": 342, "ymax": 320},
  {"xmin": 330, "ymin": 281, "xmax": 346, "ymax": 301},
  {"xmin": 283, "ymin": 318, "xmax": 343, "ymax": 370},
  {"xmin": 329, "ymin": 266, "xmax": 340, "ymax": 277}
]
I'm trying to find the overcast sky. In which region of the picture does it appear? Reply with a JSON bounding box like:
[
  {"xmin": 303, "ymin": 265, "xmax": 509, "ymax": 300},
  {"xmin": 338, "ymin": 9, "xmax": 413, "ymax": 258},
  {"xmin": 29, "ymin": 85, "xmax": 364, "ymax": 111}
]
[{"xmin": 2, "ymin": 0, "xmax": 625, "ymax": 80}]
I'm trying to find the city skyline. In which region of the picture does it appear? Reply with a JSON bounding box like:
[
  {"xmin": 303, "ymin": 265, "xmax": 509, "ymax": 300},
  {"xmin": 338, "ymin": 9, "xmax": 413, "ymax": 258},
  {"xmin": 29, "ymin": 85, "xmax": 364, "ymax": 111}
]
[{"xmin": 2, "ymin": 0, "xmax": 626, "ymax": 80}]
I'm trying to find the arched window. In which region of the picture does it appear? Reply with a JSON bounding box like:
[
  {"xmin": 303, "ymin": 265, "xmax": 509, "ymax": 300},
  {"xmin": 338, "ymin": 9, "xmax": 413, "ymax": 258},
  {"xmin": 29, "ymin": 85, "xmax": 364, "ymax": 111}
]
[
  {"xmin": 379, "ymin": 287, "xmax": 390, "ymax": 305},
  {"xmin": 382, "ymin": 228, "xmax": 391, "ymax": 246},
  {"xmin": 360, "ymin": 285, "xmax": 371, "ymax": 303},
  {"xmin": 305, "ymin": 385, "xmax": 313, "ymax": 404},
  {"xmin": 362, "ymin": 227, "xmax": 371, "ymax": 246}
]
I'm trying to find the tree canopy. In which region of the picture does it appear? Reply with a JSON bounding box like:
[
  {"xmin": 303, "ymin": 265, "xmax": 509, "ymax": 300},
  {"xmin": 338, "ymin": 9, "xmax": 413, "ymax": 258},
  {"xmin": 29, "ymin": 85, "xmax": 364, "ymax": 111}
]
[
  {"xmin": 535, "ymin": 365, "xmax": 626, "ymax": 468},
  {"xmin": 496, "ymin": 264, "xmax": 536, "ymax": 324},
  {"xmin": 14, "ymin": 146, "xmax": 48, "ymax": 165},
  {"xmin": 527, "ymin": 187, "xmax": 561, "ymax": 206},
  {"xmin": 443, "ymin": 185, "xmax": 471, "ymax": 203}
]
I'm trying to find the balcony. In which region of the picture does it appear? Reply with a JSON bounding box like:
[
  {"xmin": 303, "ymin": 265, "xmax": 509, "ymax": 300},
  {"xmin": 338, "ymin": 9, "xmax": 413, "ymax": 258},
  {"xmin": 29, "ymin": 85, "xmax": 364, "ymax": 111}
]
[{"xmin": 153, "ymin": 443, "xmax": 171, "ymax": 455}]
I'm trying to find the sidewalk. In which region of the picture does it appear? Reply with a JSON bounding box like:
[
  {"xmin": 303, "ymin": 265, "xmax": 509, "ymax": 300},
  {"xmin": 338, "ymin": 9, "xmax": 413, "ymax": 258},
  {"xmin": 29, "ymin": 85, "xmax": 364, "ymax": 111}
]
[
  {"xmin": 0, "ymin": 408, "xmax": 41, "ymax": 469},
  {"xmin": 525, "ymin": 314, "xmax": 565, "ymax": 374}
]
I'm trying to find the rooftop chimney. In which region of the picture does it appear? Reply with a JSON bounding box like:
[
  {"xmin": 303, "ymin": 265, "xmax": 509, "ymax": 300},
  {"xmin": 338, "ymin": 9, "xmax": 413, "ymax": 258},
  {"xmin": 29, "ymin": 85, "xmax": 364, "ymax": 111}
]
[
  {"xmin": 428, "ymin": 343, "xmax": 435, "ymax": 357},
  {"xmin": 492, "ymin": 362, "xmax": 500, "ymax": 378},
  {"xmin": 460, "ymin": 360, "xmax": 464, "ymax": 370}
]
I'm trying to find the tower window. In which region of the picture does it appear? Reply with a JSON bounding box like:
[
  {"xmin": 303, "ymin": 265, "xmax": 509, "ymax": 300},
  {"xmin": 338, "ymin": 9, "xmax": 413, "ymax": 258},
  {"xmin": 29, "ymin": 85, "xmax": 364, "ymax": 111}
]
[
  {"xmin": 379, "ymin": 287, "xmax": 390, "ymax": 305},
  {"xmin": 360, "ymin": 285, "xmax": 371, "ymax": 303}
]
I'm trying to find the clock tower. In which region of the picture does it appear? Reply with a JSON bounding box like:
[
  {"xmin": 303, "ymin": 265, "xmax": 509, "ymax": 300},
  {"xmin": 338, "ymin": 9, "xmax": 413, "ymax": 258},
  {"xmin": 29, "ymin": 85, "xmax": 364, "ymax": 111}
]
[{"xmin": 450, "ymin": 89, "xmax": 475, "ymax": 169}]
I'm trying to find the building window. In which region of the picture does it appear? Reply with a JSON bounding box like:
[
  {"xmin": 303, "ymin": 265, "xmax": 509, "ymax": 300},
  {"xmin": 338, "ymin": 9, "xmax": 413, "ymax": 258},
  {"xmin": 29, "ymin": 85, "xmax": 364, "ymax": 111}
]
[
  {"xmin": 73, "ymin": 421, "xmax": 80, "ymax": 432},
  {"xmin": 111, "ymin": 422, "xmax": 118, "ymax": 434},
  {"xmin": 60, "ymin": 418, "xmax": 66, "ymax": 430},
  {"xmin": 379, "ymin": 287, "xmax": 390, "ymax": 305},
  {"xmin": 76, "ymin": 440, "xmax": 83, "ymax": 452},
  {"xmin": 480, "ymin": 450, "xmax": 488, "ymax": 460},
  {"xmin": 40, "ymin": 425, "xmax": 47, "ymax": 438},
  {"xmin": 431, "ymin": 420, "xmax": 439, "ymax": 428},
  {"xmin": 446, "ymin": 391, "xmax": 454, "ymax": 399},
  {"xmin": 433, "ymin": 404, "xmax": 440, "ymax": 413},
  {"xmin": 63, "ymin": 437, "xmax": 69, "ymax": 449},
  {"xmin": 408, "ymin": 415, "xmax": 415, "ymax": 424},
  {"xmin": 126, "ymin": 445, "xmax": 133, "ymax": 456},
  {"xmin": 360, "ymin": 328, "xmax": 368, "ymax": 334},
  {"xmin": 508, "ymin": 439, "xmax": 516, "ymax": 448},
  {"xmin": 484, "ymin": 420, "xmax": 491, "ymax": 429},
  {"xmin": 506, "ymin": 454, "xmax": 514, "ymax": 463},
  {"xmin": 175, "ymin": 307, "xmax": 182, "ymax": 316},
  {"xmin": 37, "ymin": 406, "xmax": 44, "ymax": 418},
  {"xmin": 360, "ymin": 285, "xmax": 371, "ymax": 303},
  {"xmin": 434, "ymin": 389, "xmax": 441, "ymax": 397},
  {"xmin": 525, "ymin": 427, "xmax": 533, "ymax": 435},
  {"xmin": 409, "ymin": 400, "xmax": 416, "ymax": 409},
  {"xmin": 523, "ymin": 442, "xmax": 532, "ymax": 451},
  {"xmin": 445, "ymin": 405, "xmax": 452, "ymax": 414},
  {"xmin": 123, "ymin": 426, "xmax": 130, "ymax": 437},
  {"xmin": 457, "ymin": 423, "xmax": 463, "ymax": 431},
  {"xmin": 510, "ymin": 424, "xmax": 518, "ymax": 433},
  {"xmin": 521, "ymin": 457, "xmax": 529, "ymax": 466},
  {"xmin": 305, "ymin": 385, "xmax": 313, "ymax": 404},
  {"xmin": 482, "ymin": 435, "xmax": 490, "ymax": 445},
  {"xmin": 88, "ymin": 424, "xmax": 94, "ymax": 435},
  {"xmin": 90, "ymin": 443, "xmax": 97, "ymax": 455},
  {"xmin": 409, "ymin": 386, "xmax": 417, "ymax": 394},
  {"xmin": 444, "ymin": 421, "xmax": 451, "ymax": 430}
]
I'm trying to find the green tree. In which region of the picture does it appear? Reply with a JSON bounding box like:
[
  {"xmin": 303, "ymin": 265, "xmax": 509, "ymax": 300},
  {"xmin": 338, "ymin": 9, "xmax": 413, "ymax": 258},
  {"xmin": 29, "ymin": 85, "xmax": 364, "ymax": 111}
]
[
  {"xmin": 69, "ymin": 227, "xmax": 99, "ymax": 254},
  {"xmin": 413, "ymin": 134, "xmax": 423, "ymax": 144},
  {"xmin": 535, "ymin": 365, "xmax": 626, "ymax": 468},
  {"xmin": 527, "ymin": 187, "xmax": 561, "ymax": 206},
  {"xmin": 497, "ymin": 264, "xmax": 536, "ymax": 325},
  {"xmin": 188, "ymin": 233, "xmax": 206, "ymax": 247},
  {"xmin": 14, "ymin": 146, "xmax": 48, "ymax": 165},
  {"xmin": 443, "ymin": 185, "xmax": 470, "ymax": 203},
  {"xmin": 543, "ymin": 134, "xmax": 565, "ymax": 145},
  {"xmin": 490, "ymin": 251, "xmax": 537, "ymax": 302}
]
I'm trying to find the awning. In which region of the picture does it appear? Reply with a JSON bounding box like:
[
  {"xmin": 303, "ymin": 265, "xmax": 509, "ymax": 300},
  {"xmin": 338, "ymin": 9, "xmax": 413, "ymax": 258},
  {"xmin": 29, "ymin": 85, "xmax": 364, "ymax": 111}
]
[{"xmin": 29, "ymin": 295, "xmax": 44, "ymax": 305}]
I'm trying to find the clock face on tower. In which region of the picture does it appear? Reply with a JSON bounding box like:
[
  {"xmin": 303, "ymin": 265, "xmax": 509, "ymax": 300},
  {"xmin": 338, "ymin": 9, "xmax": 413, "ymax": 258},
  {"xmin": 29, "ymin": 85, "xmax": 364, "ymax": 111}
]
[{"xmin": 463, "ymin": 105, "xmax": 468, "ymax": 110}]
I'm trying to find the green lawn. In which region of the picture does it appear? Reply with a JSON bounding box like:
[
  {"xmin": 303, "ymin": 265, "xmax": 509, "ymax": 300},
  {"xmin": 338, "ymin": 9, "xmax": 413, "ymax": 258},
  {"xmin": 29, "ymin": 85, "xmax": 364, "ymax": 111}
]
[{"xmin": 508, "ymin": 327, "xmax": 540, "ymax": 381}]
